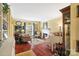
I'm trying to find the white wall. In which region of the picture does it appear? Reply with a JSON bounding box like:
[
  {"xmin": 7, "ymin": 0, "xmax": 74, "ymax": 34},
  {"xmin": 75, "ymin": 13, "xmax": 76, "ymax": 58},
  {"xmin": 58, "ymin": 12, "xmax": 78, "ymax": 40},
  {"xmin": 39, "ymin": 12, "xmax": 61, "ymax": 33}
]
[
  {"xmin": 0, "ymin": 38, "xmax": 15, "ymax": 56},
  {"xmin": 48, "ymin": 17, "xmax": 62, "ymax": 33}
]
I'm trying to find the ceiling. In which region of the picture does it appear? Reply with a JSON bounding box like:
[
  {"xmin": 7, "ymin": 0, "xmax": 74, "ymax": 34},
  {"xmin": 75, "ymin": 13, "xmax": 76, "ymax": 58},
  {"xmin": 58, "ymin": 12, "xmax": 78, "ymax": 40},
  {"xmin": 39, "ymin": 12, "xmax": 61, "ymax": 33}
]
[{"xmin": 9, "ymin": 3, "xmax": 70, "ymax": 21}]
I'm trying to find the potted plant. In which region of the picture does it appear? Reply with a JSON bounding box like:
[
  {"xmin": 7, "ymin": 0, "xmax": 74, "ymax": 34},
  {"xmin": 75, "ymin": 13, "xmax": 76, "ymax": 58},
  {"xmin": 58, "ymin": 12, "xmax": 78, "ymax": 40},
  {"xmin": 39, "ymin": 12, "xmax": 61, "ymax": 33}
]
[{"xmin": 2, "ymin": 3, "xmax": 9, "ymax": 14}]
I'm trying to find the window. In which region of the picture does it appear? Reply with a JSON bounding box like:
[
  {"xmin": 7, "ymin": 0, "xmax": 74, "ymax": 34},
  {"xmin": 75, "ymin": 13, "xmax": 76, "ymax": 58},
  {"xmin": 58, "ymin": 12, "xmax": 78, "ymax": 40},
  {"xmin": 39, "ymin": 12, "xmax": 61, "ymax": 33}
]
[{"xmin": 43, "ymin": 22, "xmax": 48, "ymax": 29}]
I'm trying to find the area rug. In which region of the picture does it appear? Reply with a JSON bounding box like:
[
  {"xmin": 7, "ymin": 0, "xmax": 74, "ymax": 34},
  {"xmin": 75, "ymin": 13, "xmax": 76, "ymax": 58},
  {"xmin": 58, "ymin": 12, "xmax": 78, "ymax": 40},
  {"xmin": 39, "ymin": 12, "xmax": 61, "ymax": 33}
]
[
  {"xmin": 15, "ymin": 42, "xmax": 31, "ymax": 54},
  {"xmin": 32, "ymin": 43, "xmax": 53, "ymax": 56}
]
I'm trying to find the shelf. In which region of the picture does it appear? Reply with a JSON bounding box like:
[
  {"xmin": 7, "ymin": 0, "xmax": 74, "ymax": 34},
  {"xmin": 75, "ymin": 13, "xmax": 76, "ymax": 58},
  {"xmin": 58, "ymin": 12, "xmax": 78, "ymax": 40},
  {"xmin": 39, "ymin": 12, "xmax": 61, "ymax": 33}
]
[
  {"xmin": 3, "ymin": 30, "xmax": 8, "ymax": 31},
  {"xmin": 0, "ymin": 4, "xmax": 9, "ymax": 45},
  {"xmin": 3, "ymin": 20, "xmax": 8, "ymax": 30},
  {"xmin": 26, "ymin": 25, "xmax": 32, "ymax": 26},
  {"xmin": 3, "ymin": 18, "xmax": 8, "ymax": 23},
  {"xmin": 0, "ymin": 11, "xmax": 2, "ymax": 17}
]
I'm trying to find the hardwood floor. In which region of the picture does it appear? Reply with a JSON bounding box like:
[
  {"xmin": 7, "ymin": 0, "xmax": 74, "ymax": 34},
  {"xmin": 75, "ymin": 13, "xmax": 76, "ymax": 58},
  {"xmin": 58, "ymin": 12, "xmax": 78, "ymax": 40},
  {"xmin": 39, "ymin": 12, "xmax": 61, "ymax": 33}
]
[
  {"xmin": 15, "ymin": 42, "xmax": 53, "ymax": 56},
  {"xmin": 32, "ymin": 43, "xmax": 53, "ymax": 56}
]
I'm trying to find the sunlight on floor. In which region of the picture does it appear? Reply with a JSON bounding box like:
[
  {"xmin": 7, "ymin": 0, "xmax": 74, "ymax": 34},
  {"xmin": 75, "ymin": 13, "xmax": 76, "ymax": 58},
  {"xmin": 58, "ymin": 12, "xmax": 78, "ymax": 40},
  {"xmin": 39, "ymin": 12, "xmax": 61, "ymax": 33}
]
[{"xmin": 29, "ymin": 38, "xmax": 45, "ymax": 46}]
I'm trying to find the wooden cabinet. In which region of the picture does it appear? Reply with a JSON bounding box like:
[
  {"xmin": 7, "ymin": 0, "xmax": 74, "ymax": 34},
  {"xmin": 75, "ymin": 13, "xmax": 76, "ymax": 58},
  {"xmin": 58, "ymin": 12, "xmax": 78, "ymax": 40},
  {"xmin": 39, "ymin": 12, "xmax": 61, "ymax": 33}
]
[{"xmin": 60, "ymin": 6, "xmax": 70, "ymax": 55}]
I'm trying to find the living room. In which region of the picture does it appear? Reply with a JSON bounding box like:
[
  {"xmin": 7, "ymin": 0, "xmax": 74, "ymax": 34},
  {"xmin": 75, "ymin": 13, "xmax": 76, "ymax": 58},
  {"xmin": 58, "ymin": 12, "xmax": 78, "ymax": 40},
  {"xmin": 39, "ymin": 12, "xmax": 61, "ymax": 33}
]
[
  {"xmin": 0, "ymin": 3, "xmax": 79, "ymax": 56},
  {"xmin": 0, "ymin": 3, "xmax": 69, "ymax": 56}
]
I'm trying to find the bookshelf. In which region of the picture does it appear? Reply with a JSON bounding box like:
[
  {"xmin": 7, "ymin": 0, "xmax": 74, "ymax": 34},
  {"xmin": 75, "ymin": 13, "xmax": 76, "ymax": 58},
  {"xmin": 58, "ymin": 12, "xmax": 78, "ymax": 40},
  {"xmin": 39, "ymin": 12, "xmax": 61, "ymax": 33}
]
[
  {"xmin": 0, "ymin": 4, "xmax": 3, "ymax": 41},
  {"xmin": 15, "ymin": 21, "xmax": 26, "ymax": 33},
  {"xmin": 0, "ymin": 3, "xmax": 9, "ymax": 42}
]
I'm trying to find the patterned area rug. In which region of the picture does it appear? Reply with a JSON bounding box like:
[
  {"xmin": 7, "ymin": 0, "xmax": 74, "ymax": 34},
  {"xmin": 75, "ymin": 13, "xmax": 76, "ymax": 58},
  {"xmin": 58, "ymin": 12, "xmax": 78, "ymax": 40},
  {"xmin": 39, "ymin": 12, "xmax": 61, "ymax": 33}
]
[
  {"xmin": 15, "ymin": 39, "xmax": 53, "ymax": 56},
  {"xmin": 32, "ymin": 43, "xmax": 53, "ymax": 56},
  {"xmin": 15, "ymin": 42, "xmax": 31, "ymax": 54}
]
